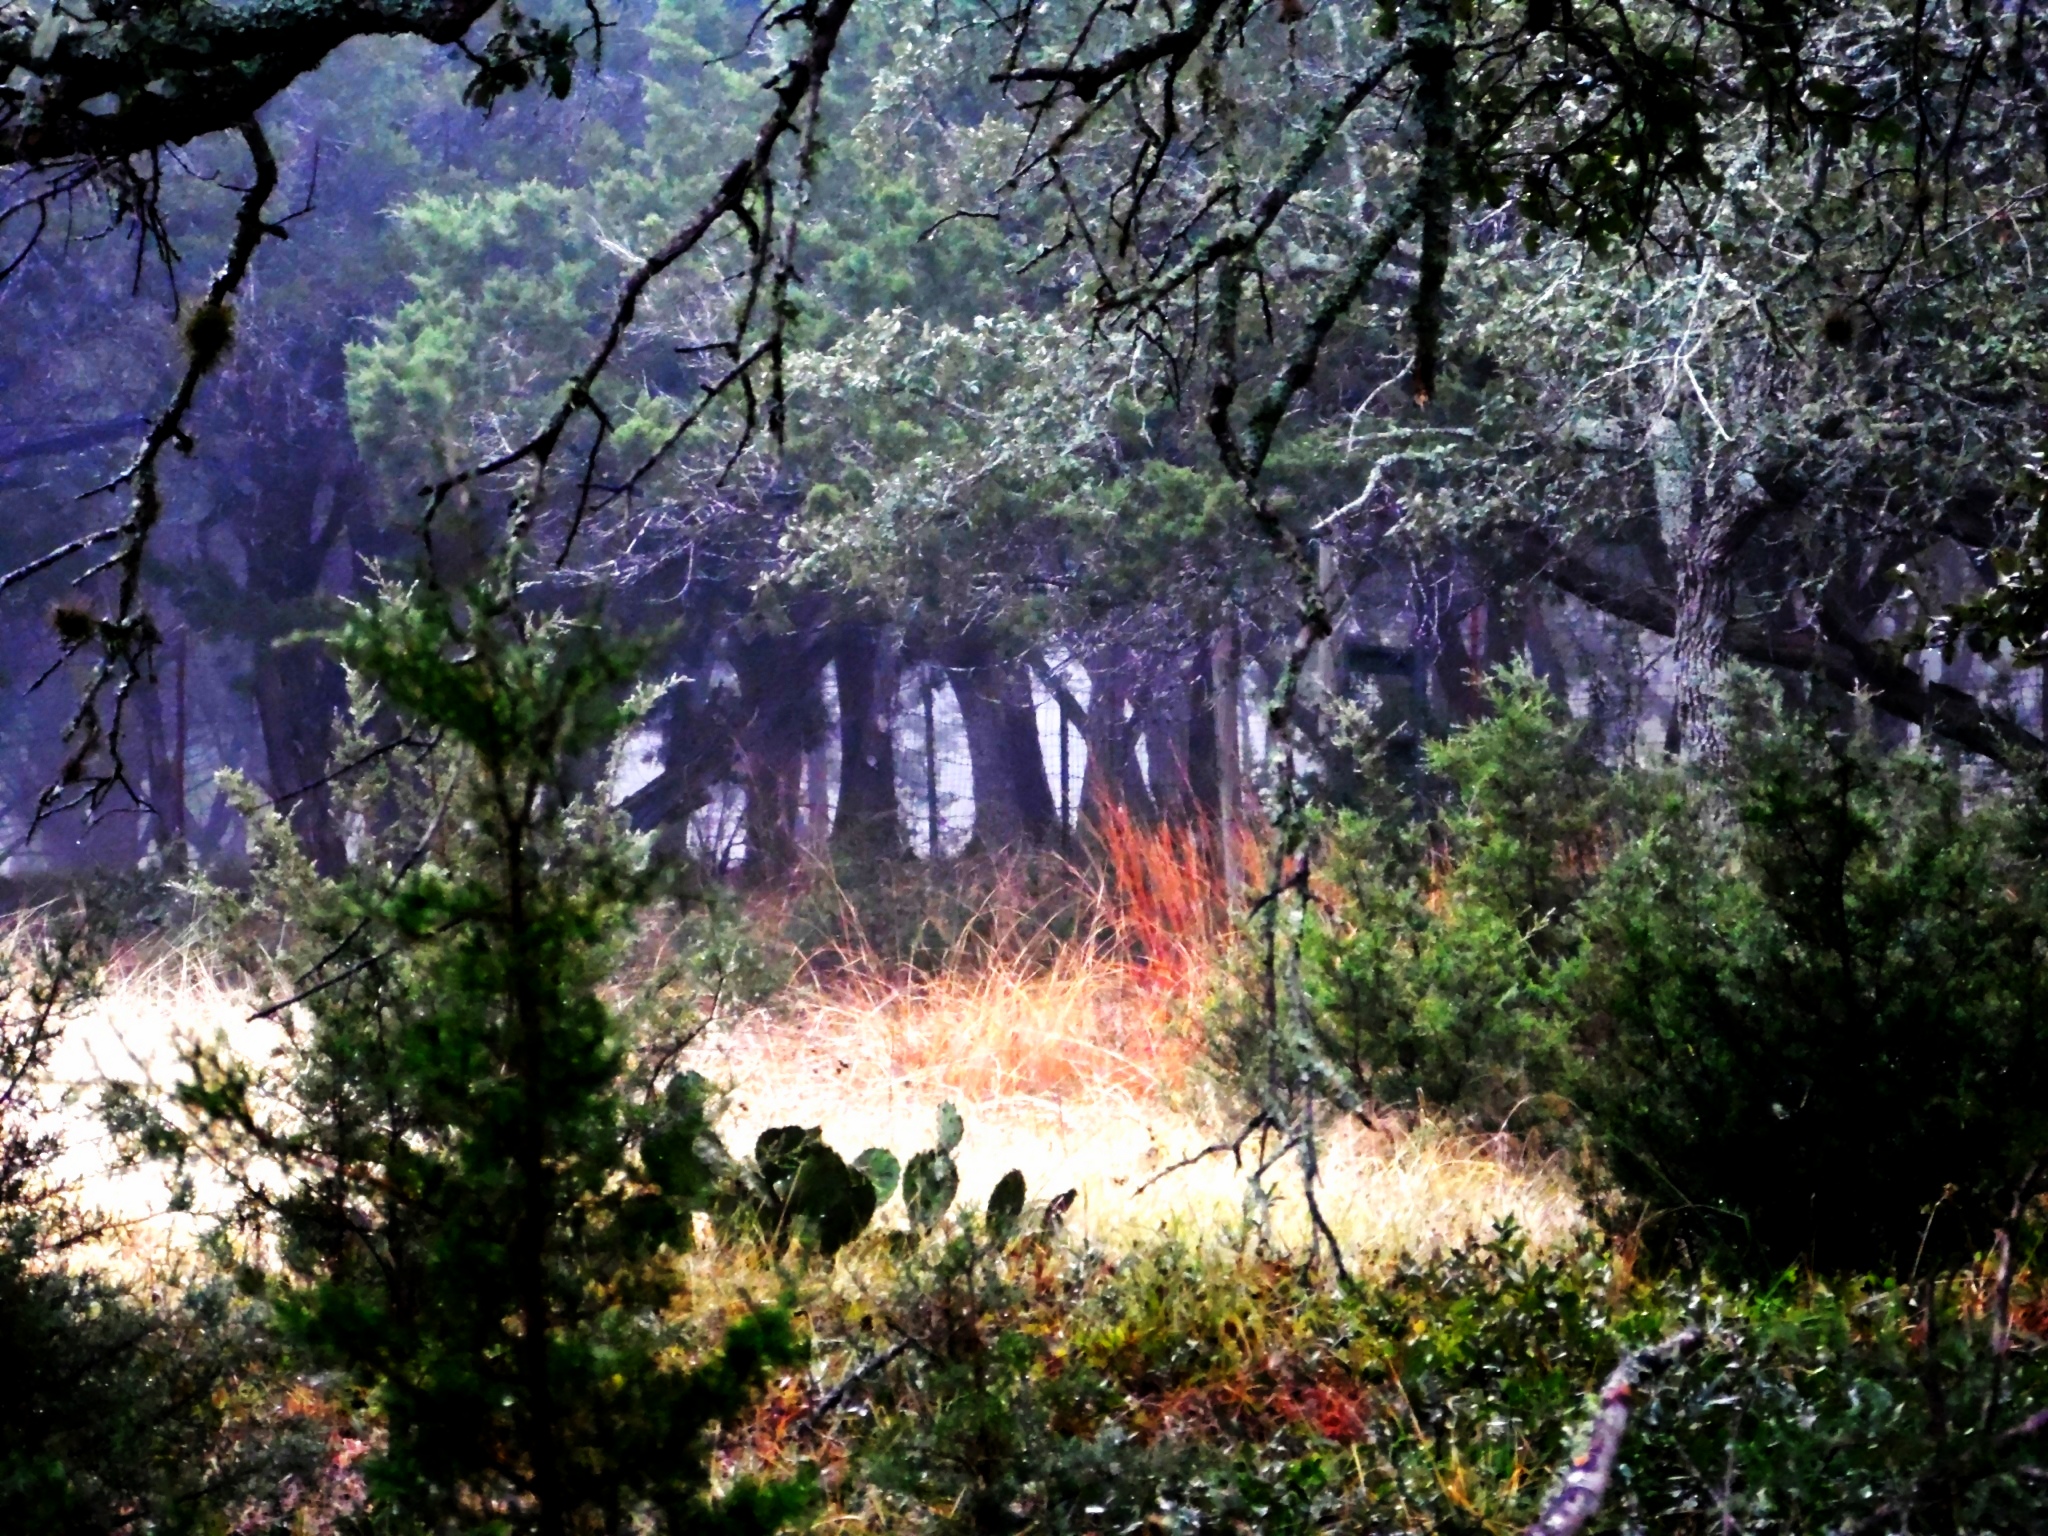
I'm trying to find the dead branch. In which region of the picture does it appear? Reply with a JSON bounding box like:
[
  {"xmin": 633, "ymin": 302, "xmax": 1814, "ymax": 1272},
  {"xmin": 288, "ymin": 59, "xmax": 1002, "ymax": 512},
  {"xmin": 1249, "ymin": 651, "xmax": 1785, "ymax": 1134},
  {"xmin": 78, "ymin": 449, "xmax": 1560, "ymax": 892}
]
[{"xmin": 1524, "ymin": 1328, "xmax": 1705, "ymax": 1536}]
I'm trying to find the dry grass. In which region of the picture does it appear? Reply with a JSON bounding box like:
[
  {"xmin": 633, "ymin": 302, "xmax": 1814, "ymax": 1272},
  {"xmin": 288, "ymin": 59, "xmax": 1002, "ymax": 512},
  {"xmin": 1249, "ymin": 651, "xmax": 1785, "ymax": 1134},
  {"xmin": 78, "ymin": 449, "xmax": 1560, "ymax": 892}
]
[
  {"xmin": 32, "ymin": 829, "xmax": 1582, "ymax": 1271},
  {"xmin": 43, "ymin": 940, "xmax": 277, "ymax": 1270},
  {"xmin": 687, "ymin": 958, "xmax": 1581, "ymax": 1262}
]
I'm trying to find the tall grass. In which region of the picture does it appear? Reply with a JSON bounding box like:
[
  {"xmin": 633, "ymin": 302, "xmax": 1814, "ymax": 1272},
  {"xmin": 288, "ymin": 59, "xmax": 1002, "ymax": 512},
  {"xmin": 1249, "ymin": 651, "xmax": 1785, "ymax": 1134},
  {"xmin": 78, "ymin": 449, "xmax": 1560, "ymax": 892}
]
[
  {"xmin": 33, "ymin": 821, "xmax": 1583, "ymax": 1269},
  {"xmin": 693, "ymin": 818, "xmax": 1582, "ymax": 1259}
]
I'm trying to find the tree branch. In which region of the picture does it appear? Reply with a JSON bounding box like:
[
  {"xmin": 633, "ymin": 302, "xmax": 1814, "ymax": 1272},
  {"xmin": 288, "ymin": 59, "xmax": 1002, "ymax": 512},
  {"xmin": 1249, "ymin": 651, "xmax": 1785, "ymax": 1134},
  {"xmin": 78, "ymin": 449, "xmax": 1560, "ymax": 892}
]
[
  {"xmin": 1, "ymin": 0, "xmax": 498, "ymax": 166},
  {"xmin": 1540, "ymin": 548, "xmax": 2045, "ymax": 768}
]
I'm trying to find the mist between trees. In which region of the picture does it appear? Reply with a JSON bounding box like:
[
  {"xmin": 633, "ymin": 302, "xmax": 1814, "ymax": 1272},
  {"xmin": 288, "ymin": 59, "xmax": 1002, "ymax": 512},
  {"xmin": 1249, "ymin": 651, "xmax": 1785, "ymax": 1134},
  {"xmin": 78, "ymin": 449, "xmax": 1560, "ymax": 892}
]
[{"xmin": 4, "ymin": 0, "xmax": 2048, "ymax": 1532}]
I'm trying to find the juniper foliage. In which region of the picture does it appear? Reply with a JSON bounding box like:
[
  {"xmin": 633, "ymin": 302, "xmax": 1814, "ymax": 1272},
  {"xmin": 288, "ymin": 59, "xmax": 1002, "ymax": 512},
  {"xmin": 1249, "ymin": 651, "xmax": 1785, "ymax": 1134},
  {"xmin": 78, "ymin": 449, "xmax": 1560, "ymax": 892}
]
[{"xmin": 179, "ymin": 574, "xmax": 806, "ymax": 1536}]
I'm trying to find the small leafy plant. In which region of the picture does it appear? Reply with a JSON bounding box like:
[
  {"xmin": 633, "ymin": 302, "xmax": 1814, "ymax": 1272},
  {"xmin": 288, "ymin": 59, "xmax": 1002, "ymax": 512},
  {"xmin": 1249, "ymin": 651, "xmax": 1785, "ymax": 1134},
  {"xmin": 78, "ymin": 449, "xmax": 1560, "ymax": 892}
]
[
  {"xmin": 904, "ymin": 1101, "xmax": 966, "ymax": 1231},
  {"xmin": 720, "ymin": 1120, "xmax": 898, "ymax": 1257}
]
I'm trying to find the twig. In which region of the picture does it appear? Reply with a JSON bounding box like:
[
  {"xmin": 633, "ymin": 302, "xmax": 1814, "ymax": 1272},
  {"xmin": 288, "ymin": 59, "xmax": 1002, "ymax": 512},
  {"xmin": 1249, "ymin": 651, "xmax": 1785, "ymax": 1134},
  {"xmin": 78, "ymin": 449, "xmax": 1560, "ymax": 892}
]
[
  {"xmin": 266, "ymin": 730, "xmax": 439, "ymax": 811},
  {"xmin": 798, "ymin": 1337, "xmax": 917, "ymax": 1428},
  {"xmin": 1130, "ymin": 1113, "xmax": 1276, "ymax": 1197}
]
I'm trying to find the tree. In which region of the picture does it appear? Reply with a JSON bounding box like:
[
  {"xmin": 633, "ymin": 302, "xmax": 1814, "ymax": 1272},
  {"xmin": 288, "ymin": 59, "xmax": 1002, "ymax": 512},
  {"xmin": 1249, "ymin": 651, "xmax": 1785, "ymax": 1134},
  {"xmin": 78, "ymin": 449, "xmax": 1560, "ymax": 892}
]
[
  {"xmin": 178, "ymin": 570, "xmax": 805, "ymax": 1535},
  {"xmin": 1426, "ymin": 20, "xmax": 2048, "ymax": 762},
  {"xmin": 13, "ymin": 0, "xmax": 1953, "ymax": 818},
  {"xmin": 1578, "ymin": 692, "xmax": 2048, "ymax": 1272}
]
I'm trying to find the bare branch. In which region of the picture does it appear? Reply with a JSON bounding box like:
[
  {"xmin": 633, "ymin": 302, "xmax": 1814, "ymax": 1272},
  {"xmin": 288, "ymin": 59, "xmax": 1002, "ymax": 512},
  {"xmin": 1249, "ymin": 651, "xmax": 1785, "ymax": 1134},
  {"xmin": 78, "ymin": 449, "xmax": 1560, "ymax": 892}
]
[
  {"xmin": 1525, "ymin": 1329, "xmax": 1705, "ymax": 1536},
  {"xmin": 26, "ymin": 119, "xmax": 283, "ymax": 834},
  {"xmin": 420, "ymin": 0, "xmax": 856, "ymax": 542}
]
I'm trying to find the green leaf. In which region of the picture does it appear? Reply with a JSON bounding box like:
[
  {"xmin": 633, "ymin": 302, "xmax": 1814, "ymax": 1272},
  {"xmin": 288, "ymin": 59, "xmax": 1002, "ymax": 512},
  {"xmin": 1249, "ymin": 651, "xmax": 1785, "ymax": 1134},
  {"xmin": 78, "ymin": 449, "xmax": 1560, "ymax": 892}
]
[
  {"xmin": 934, "ymin": 1101, "xmax": 964, "ymax": 1154},
  {"xmin": 755, "ymin": 1125, "xmax": 823, "ymax": 1193},
  {"xmin": 854, "ymin": 1147, "xmax": 901, "ymax": 1204},
  {"xmin": 903, "ymin": 1149, "xmax": 959, "ymax": 1230},
  {"xmin": 785, "ymin": 1145, "xmax": 876, "ymax": 1258},
  {"xmin": 986, "ymin": 1169, "xmax": 1026, "ymax": 1238}
]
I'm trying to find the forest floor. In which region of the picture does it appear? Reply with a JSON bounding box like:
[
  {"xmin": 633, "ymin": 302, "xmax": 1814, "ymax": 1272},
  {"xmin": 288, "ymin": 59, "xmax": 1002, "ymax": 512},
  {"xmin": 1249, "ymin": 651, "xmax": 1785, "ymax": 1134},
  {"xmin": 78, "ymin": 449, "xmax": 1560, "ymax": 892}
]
[{"xmin": 46, "ymin": 926, "xmax": 1581, "ymax": 1274}]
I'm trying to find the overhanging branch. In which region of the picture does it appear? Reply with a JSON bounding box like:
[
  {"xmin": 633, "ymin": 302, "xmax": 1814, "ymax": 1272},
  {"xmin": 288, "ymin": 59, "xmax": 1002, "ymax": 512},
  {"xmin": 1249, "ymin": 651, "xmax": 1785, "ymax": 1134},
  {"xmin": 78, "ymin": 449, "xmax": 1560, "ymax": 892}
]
[
  {"xmin": 1541, "ymin": 549, "xmax": 2045, "ymax": 769},
  {"xmin": 1, "ymin": 0, "xmax": 498, "ymax": 166}
]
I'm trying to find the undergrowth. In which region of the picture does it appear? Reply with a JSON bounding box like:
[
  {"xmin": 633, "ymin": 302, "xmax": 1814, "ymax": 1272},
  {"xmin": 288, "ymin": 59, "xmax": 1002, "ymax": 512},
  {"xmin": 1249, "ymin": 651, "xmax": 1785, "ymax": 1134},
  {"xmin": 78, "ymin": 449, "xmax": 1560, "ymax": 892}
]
[
  {"xmin": 727, "ymin": 1216, "xmax": 2048, "ymax": 1536},
  {"xmin": 15, "ymin": 612, "xmax": 2048, "ymax": 1536}
]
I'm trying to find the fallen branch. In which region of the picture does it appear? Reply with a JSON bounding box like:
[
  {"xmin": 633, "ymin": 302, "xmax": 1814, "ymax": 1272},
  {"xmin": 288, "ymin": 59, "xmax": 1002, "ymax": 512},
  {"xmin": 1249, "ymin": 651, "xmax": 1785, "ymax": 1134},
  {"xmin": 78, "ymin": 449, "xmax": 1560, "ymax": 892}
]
[{"xmin": 1524, "ymin": 1328, "xmax": 1704, "ymax": 1536}]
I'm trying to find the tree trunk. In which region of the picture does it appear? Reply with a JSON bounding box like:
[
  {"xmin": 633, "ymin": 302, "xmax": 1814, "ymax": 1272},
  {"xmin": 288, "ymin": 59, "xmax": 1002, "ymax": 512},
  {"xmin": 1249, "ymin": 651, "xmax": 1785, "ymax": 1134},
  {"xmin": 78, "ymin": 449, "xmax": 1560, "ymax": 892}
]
[
  {"xmin": 623, "ymin": 641, "xmax": 734, "ymax": 859},
  {"xmin": 1669, "ymin": 497, "xmax": 1769, "ymax": 759},
  {"xmin": 232, "ymin": 467, "xmax": 352, "ymax": 874},
  {"xmin": 1186, "ymin": 644, "xmax": 1219, "ymax": 823},
  {"xmin": 1498, "ymin": 588, "xmax": 1567, "ymax": 691},
  {"xmin": 135, "ymin": 637, "xmax": 187, "ymax": 859},
  {"xmin": 1432, "ymin": 597, "xmax": 1490, "ymax": 723},
  {"xmin": 803, "ymin": 740, "xmax": 831, "ymax": 853},
  {"xmin": 949, "ymin": 651, "xmax": 1056, "ymax": 851},
  {"xmin": 1142, "ymin": 654, "xmax": 1196, "ymax": 823},
  {"xmin": 1653, "ymin": 413, "xmax": 1766, "ymax": 760},
  {"xmin": 732, "ymin": 633, "xmax": 822, "ymax": 880},
  {"xmin": 922, "ymin": 667, "xmax": 942, "ymax": 856},
  {"xmin": 1078, "ymin": 648, "xmax": 1157, "ymax": 834},
  {"xmin": 252, "ymin": 634, "xmax": 349, "ymax": 874},
  {"xmin": 1304, "ymin": 542, "xmax": 1346, "ymax": 707},
  {"xmin": 831, "ymin": 624, "xmax": 904, "ymax": 859}
]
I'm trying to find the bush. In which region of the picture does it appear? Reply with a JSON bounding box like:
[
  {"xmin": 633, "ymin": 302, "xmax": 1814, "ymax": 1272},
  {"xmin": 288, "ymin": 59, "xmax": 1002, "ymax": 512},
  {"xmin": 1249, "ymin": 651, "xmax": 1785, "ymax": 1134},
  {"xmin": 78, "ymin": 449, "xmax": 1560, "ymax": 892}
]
[
  {"xmin": 0, "ymin": 903, "xmax": 309, "ymax": 1533},
  {"xmin": 812, "ymin": 1222, "xmax": 2048, "ymax": 1536},
  {"xmin": 1577, "ymin": 697, "xmax": 2048, "ymax": 1274},
  {"xmin": 1294, "ymin": 663, "xmax": 1606, "ymax": 1123},
  {"xmin": 1288, "ymin": 668, "xmax": 2048, "ymax": 1273}
]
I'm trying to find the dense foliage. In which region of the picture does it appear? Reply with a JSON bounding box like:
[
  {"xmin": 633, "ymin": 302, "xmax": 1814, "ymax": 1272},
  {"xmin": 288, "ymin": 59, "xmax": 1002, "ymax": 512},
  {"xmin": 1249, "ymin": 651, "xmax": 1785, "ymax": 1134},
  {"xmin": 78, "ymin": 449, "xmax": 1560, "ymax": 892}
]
[
  {"xmin": 1289, "ymin": 668, "xmax": 2048, "ymax": 1274},
  {"xmin": 815, "ymin": 1223, "xmax": 2048, "ymax": 1536}
]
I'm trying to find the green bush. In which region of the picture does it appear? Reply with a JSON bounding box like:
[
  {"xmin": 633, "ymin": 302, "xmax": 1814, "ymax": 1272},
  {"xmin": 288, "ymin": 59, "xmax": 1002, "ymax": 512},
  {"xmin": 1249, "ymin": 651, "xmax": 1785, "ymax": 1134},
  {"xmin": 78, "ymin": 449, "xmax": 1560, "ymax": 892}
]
[
  {"xmin": 1295, "ymin": 663, "xmax": 1606, "ymax": 1123},
  {"xmin": 1577, "ymin": 698, "xmax": 2048, "ymax": 1274},
  {"xmin": 0, "ymin": 901, "xmax": 313, "ymax": 1534},
  {"xmin": 1290, "ymin": 668, "xmax": 2048, "ymax": 1273}
]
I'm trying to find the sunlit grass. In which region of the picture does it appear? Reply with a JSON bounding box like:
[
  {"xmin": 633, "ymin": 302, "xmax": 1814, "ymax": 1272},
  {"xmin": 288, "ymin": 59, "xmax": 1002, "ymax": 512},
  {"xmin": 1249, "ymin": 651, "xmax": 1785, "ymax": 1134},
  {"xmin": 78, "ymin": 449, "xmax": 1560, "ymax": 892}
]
[
  {"xmin": 689, "ymin": 953, "xmax": 1580, "ymax": 1263},
  {"xmin": 38, "ymin": 830, "xmax": 1583, "ymax": 1275},
  {"xmin": 42, "ymin": 935, "xmax": 275, "ymax": 1272}
]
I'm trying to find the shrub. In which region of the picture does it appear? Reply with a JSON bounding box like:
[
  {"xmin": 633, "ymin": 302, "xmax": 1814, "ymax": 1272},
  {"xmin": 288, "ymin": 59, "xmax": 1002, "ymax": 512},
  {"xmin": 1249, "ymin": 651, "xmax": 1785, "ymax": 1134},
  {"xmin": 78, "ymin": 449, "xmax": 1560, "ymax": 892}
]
[
  {"xmin": 1286, "ymin": 666, "xmax": 2048, "ymax": 1273},
  {"xmin": 0, "ymin": 903, "xmax": 308, "ymax": 1533},
  {"xmin": 1576, "ymin": 698, "xmax": 2048, "ymax": 1273},
  {"xmin": 173, "ymin": 573, "xmax": 807, "ymax": 1536},
  {"xmin": 1293, "ymin": 663, "xmax": 1605, "ymax": 1122},
  {"xmin": 813, "ymin": 1223, "xmax": 2048, "ymax": 1536}
]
